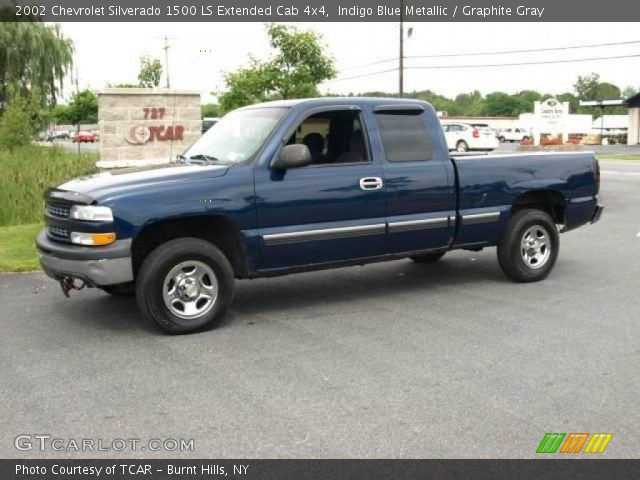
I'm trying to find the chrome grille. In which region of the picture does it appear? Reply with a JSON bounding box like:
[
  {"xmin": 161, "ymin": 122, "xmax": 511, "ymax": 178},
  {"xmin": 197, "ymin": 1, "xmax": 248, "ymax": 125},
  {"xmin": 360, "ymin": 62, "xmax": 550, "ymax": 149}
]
[
  {"xmin": 47, "ymin": 225, "xmax": 69, "ymax": 240},
  {"xmin": 46, "ymin": 203, "xmax": 71, "ymax": 219}
]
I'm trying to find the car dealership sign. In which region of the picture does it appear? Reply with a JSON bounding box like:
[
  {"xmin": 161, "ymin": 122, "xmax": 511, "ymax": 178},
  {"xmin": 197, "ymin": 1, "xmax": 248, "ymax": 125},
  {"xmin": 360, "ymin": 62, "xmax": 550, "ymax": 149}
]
[
  {"xmin": 97, "ymin": 89, "xmax": 201, "ymax": 167},
  {"xmin": 535, "ymin": 98, "xmax": 569, "ymax": 134}
]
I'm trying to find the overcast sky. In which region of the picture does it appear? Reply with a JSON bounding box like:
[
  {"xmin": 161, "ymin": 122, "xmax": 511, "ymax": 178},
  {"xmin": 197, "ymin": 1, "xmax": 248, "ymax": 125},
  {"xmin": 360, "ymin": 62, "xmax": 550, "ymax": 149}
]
[{"xmin": 59, "ymin": 22, "xmax": 640, "ymax": 103}]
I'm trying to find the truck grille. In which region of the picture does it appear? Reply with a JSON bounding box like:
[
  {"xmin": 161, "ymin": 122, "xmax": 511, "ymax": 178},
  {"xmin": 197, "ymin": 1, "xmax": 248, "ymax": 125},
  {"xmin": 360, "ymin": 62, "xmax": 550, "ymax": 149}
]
[
  {"xmin": 46, "ymin": 203, "xmax": 71, "ymax": 219},
  {"xmin": 47, "ymin": 225, "xmax": 70, "ymax": 240}
]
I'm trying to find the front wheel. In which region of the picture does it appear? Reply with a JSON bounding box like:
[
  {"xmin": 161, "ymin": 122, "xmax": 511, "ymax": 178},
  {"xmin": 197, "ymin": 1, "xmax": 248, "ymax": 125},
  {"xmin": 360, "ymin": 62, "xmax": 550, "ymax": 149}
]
[
  {"xmin": 136, "ymin": 238, "xmax": 235, "ymax": 334},
  {"xmin": 497, "ymin": 209, "xmax": 559, "ymax": 282}
]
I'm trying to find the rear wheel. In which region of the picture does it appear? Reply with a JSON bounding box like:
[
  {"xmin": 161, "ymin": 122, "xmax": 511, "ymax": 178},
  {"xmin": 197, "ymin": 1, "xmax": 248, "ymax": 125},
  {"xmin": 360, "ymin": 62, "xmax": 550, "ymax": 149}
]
[
  {"xmin": 497, "ymin": 209, "xmax": 559, "ymax": 282},
  {"xmin": 136, "ymin": 238, "xmax": 235, "ymax": 334},
  {"xmin": 456, "ymin": 140, "xmax": 469, "ymax": 152},
  {"xmin": 410, "ymin": 252, "xmax": 445, "ymax": 264},
  {"xmin": 498, "ymin": 136, "xmax": 506, "ymax": 143}
]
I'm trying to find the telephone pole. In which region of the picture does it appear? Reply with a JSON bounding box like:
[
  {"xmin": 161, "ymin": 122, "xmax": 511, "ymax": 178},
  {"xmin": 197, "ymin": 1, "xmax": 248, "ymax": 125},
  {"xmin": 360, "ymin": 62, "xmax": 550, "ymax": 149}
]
[
  {"xmin": 399, "ymin": 0, "xmax": 404, "ymax": 97},
  {"xmin": 163, "ymin": 35, "xmax": 170, "ymax": 89}
]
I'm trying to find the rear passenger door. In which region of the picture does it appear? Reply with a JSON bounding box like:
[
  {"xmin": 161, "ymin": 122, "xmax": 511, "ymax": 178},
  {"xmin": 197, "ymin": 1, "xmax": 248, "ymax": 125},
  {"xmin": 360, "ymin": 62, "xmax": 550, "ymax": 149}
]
[{"xmin": 373, "ymin": 106, "xmax": 456, "ymax": 255}]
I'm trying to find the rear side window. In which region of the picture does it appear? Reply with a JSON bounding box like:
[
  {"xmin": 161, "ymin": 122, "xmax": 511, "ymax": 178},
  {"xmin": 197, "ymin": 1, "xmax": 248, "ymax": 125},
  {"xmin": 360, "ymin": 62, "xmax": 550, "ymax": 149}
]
[{"xmin": 375, "ymin": 111, "xmax": 433, "ymax": 162}]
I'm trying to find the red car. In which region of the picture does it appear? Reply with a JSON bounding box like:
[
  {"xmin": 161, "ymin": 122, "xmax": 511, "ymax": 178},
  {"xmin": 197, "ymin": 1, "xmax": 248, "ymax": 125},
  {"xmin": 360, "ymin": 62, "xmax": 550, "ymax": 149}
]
[{"xmin": 72, "ymin": 131, "xmax": 97, "ymax": 143}]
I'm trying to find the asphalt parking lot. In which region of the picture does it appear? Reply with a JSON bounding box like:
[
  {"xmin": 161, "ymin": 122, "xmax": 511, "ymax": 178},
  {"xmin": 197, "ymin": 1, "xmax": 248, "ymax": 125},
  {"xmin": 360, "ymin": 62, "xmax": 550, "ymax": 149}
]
[{"xmin": 1, "ymin": 160, "xmax": 639, "ymax": 459}]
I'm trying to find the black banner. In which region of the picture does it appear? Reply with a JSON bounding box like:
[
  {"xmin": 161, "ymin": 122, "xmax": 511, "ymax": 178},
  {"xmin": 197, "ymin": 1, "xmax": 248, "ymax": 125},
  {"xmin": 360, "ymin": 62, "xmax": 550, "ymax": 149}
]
[
  {"xmin": 2, "ymin": 0, "xmax": 640, "ymax": 22},
  {"xmin": 3, "ymin": 460, "xmax": 640, "ymax": 480}
]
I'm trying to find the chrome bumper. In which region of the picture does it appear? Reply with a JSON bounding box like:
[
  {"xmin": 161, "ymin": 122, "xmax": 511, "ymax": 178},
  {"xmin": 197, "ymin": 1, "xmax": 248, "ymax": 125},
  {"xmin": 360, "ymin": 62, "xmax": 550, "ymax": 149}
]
[{"xmin": 36, "ymin": 229, "xmax": 133, "ymax": 286}]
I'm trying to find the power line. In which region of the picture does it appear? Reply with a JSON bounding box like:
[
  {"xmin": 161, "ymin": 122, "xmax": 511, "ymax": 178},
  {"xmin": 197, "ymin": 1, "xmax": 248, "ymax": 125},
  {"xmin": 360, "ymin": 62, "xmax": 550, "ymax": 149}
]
[
  {"xmin": 326, "ymin": 52, "xmax": 640, "ymax": 83},
  {"xmin": 339, "ymin": 39, "xmax": 640, "ymax": 72}
]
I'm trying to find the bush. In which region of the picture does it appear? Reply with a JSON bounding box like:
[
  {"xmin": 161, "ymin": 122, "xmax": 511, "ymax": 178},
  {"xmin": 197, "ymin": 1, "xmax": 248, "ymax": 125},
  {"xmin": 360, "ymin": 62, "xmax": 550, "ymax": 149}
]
[
  {"xmin": 0, "ymin": 146, "xmax": 98, "ymax": 226},
  {"xmin": 0, "ymin": 98, "xmax": 36, "ymax": 150}
]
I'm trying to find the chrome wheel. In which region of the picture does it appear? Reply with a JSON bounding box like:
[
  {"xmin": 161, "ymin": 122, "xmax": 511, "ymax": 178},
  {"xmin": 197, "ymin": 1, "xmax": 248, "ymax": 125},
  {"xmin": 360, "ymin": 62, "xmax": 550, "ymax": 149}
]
[
  {"xmin": 520, "ymin": 225, "xmax": 551, "ymax": 269},
  {"xmin": 162, "ymin": 260, "xmax": 218, "ymax": 320}
]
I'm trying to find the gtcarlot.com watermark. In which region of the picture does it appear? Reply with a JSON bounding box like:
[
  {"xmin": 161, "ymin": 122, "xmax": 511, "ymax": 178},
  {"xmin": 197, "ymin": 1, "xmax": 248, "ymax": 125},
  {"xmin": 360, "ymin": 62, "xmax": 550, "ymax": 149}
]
[{"xmin": 15, "ymin": 434, "xmax": 195, "ymax": 453}]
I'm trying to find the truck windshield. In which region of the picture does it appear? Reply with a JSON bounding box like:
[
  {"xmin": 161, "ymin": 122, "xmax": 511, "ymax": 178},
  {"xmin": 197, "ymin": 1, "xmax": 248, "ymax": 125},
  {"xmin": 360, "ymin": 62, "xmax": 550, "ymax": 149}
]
[{"xmin": 184, "ymin": 107, "xmax": 288, "ymax": 164}]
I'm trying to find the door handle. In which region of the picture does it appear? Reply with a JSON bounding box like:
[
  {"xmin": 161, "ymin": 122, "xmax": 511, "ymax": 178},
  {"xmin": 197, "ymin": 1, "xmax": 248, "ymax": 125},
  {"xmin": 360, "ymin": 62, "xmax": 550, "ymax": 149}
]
[{"xmin": 359, "ymin": 177, "xmax": 383, "ymax": 191}]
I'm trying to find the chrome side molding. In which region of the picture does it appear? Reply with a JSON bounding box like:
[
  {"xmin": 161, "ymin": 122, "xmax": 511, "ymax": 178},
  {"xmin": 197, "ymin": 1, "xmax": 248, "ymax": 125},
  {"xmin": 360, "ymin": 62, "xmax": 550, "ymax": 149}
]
[
  {"xmin": 462, "ymin": 212, "xmax": 501, "ymax": 225},
  {"xmin": 388, "ymin": 217, "xmax": 449, "ymax": 233},
  {"xmin": 263, "ymin": 223, "xmax": 386, "ymax": 246}
]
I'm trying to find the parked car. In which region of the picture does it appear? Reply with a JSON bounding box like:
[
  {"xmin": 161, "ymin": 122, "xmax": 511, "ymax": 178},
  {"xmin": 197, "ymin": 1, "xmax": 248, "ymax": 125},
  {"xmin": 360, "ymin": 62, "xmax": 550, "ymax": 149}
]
[
  {"xmin": 46, "ymin": 131, "xmax": 71, "ymax": 141},
  {"xmin": 72, "ymin": 131, "xmax": 97, "ymax": 143},
  {"xmin": 497, "ymin": 127, "xmax": 532, "ymax": 143},
  {"xmin": 442, "ymin": 122, "xmax": 499, "ymax": 152},
  {"xmin": 37, "ymin": 98, "xmax": 603, "ymax": 334},
  {"xmin": 202, "ymin": 117, "xmax": 220, "ymax": 134}
]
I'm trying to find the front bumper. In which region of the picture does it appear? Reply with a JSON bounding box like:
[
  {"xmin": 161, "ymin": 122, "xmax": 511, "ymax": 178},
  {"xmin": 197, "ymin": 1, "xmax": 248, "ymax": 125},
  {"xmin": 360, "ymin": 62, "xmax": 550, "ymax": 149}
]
[
  {"xmin": 591, "ymin": 204, "xmax": 604, "ymax": 224},
  {"xmin": 36, "ymin": 229, "xmax": 133, "ymax": 286}
]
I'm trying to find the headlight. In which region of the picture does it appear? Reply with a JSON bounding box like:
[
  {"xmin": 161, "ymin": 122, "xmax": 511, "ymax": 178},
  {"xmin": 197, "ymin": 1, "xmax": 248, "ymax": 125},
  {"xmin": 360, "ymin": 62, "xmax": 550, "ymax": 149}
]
[
  {"xmin": 70, "ymin": 205, "xmax": 113, "ymax": 222},
  {"xmin": 70, "ymin": 232, "xmax": 116, "ymax": 246}
]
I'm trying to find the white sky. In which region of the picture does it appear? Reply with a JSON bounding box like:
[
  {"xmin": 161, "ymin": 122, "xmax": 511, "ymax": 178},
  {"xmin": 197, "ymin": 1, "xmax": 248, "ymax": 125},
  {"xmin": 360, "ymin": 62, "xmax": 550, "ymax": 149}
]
[{"xmin": 59, "ymin": 22, "xmax": 640, "ymax": 103}]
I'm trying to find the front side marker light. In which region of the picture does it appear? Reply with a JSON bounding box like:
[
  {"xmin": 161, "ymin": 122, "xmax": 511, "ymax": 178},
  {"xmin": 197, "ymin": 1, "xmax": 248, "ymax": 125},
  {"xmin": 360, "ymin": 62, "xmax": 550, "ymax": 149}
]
[{"xmin": 70, "ymin": 232, "xmax": 116, "ymax": 246}]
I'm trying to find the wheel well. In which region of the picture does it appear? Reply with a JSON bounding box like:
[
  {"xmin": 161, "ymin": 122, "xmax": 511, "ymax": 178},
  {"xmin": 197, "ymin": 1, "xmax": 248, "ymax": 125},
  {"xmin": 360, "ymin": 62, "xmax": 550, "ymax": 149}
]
[
  {"xmin": 131, "ymin": 216, "xmax": 250, "ymax": 278},
  {"xmin": 512, "ymin": 190, "xmax": 566, "ymax": 225}
]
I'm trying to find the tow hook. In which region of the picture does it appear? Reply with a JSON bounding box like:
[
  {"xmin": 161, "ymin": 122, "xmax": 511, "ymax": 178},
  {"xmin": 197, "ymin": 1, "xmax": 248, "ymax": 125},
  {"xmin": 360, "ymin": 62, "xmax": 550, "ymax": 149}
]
[{"xmin": 59, "ymin": 277, "xmax": 86, "ymax": 298}]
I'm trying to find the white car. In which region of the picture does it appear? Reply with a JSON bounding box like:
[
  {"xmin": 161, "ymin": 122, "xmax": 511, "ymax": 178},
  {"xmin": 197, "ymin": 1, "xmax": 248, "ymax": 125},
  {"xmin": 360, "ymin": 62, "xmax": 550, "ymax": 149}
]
[
  {"xmin": 442, "ymin": 122, "xmax": 499, "ymax": 152},
  {"xmin": 497, "ymin": 127, "xmax": 531, "ymax": 143}
]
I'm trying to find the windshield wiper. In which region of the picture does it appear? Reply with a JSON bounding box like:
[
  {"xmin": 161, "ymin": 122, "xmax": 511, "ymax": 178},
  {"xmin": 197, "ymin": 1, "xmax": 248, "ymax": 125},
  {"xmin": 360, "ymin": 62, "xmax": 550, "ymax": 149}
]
[{"xmin": 186, "ymin": 154, "xmax": 221, "ymax": 165}]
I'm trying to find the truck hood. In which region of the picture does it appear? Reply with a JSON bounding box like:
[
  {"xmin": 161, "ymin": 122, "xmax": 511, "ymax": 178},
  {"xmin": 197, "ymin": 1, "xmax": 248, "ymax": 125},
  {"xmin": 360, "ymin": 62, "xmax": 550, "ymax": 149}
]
[{"xmin": 58, "ymin": 163, "xmax": 230, "ymax": 201}]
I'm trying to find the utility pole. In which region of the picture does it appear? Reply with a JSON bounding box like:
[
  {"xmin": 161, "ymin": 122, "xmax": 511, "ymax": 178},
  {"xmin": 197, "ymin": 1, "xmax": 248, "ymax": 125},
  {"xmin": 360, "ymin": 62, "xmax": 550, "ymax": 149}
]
[
  {"xmin": 74, "ymin": 65, "xmax": 80, "ymax": 156},
  {"xmin": 399, "ymin": 0, "xmax": 404, "ymax": 97},
  {"xmin": 163, "ymin": 35, "xmax": 171, "ymax": 89}
]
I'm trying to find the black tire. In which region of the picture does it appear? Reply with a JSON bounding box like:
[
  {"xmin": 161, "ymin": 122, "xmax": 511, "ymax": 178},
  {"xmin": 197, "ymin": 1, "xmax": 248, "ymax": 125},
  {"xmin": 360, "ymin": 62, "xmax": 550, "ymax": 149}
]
[
  {"xmin": 410, "ymin": 252, "xmax": 445, "ymax": 264},
  {"xmin": 100, "ymin": 282, "xmax": 135, "ymax": 296},
  {"xmin": 136, "ymin": 238, "xmax": 235, "ymax": 334},
  {"xmin": 456, "ymin": 140, "xmax": 469, "ymax": 152},
  {"xmin": 497, "ymin": 209, "xmax": 559, "ymax": 283},
  {"xmin": 498, "ymin": 136, "xmax": 506, "ymax": 143}
]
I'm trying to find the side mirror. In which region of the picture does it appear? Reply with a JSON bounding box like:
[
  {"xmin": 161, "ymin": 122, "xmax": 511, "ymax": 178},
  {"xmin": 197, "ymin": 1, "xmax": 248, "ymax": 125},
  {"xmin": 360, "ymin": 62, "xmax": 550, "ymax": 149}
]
[{"xmin": 271, "ymin": 144, "xmax": 312, "ymax": 170}]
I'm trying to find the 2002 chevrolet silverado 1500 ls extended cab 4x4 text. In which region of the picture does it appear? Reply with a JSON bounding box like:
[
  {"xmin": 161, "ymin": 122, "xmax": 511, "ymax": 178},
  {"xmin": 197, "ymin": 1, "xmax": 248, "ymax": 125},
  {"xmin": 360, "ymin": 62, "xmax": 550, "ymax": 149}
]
[{"xmin": 37, "ymin": 98, "xmax": 603, "ymax": 333}]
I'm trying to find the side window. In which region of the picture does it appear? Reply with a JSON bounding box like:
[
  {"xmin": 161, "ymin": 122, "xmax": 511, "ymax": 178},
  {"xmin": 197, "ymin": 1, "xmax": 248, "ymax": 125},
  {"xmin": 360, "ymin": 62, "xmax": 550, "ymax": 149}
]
[
  {"xmin": 442, "ymin": 124, "xmax": 449, "ymax": 132},
  {"xmin": 288, "ymin": 110, "xmax": 370, "ymax": 165},
  {"xmin": 376, "ymin": 111, "xmax": 433, "ymax": 162}
]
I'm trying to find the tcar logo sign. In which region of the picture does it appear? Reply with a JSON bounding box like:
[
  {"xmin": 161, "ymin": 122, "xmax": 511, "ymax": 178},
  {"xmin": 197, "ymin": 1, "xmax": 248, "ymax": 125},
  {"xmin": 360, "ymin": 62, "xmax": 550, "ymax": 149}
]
[
  {"xmin": 124, "ymin": 107, "xmax": 185, "ymax": 144},
  {"xmin": 125, "ymin": 125, "xmax": 151, "ymax": 144}
]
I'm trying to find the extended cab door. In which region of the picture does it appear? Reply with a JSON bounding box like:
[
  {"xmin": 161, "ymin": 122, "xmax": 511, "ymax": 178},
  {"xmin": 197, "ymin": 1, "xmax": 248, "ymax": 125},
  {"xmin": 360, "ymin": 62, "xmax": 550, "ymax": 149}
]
[
  {"xmin": 372, "ymin": 105, "xmax": 456, "ymax": 255},
  {"xmin": 254, "ymin": 106, "xmax": 386, "ymax": 271}
]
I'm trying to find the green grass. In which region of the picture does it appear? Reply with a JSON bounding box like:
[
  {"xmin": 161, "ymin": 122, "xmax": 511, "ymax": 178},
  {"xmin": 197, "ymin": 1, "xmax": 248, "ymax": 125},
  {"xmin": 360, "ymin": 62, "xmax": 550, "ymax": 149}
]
[
  {"xmin": 598, "ymin": 154, "xmax": 640, "ymax": 161},
  {"xmin": 0, "ymin": 223, "xmax": 42, "ymax": 272},
  {"xmin": 0, "ymin": 145, "xmax": 98, "ymax": 227}
]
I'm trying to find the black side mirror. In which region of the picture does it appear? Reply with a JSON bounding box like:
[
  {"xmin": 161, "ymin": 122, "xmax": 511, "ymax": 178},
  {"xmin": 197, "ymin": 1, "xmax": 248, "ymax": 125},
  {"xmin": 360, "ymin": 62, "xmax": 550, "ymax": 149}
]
[{"xmin": 271, "ymin": 144, "xmax": 312, "ymax": 170}]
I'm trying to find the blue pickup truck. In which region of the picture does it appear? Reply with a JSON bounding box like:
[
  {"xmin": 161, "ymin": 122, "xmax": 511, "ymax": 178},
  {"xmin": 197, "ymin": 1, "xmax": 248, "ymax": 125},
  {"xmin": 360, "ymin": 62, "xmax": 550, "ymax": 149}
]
[{"xmin": 37, "ymin": 98, "xmax": 603, "ymax": 333}]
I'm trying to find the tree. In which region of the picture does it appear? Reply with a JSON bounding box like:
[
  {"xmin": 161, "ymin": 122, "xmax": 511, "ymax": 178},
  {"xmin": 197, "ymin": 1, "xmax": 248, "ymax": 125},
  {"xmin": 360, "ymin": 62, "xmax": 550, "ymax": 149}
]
[
  {"xmin": 574, "ymin": 73, "xmax": 601, "ymax": 100},
  {"xmin": 623, "ymin": 86, "xmax": 639, "ymax": 98},
  {"xmin": 482, "ymin": 92, "xmax": 525, "ymax": 116},
  {"xmin": 201, "ymin": 103, "xmax": 220, "ymax": 118},
  {"xmin": 219, "ymin": 24, "xmax": 336, "ymax": 111},
  {"xmin": 0, "ymin": 22, "xmax": 74, "ymax": 108},
  {"xmin": 138, "ymin": 55, "xmax": 162, "ymax": 88},
  {"xmin": 66, "ymin": 89, "xmax": 98, "ymax": 126}
]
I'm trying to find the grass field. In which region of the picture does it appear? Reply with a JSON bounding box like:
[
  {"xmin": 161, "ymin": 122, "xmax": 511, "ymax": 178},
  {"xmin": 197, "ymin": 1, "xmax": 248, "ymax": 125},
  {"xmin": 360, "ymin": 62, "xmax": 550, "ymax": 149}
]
[
  {"xmin": 598, "ymin": 154, "xmax": 640, "ymax": 161},
  {"xmin": 0, "ymin": 146, "xmax": 98, "ymax": 227},
  {"xmin": 0, "ymin": 223, "xmax": 42, "ymax": 272}
]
